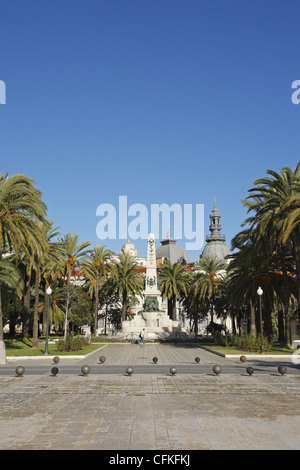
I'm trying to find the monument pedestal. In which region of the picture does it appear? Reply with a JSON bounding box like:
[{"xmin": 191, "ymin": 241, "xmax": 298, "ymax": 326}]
[{"xmin": 122, "ymin": 311, "xmax": 181, "ymax": 340}]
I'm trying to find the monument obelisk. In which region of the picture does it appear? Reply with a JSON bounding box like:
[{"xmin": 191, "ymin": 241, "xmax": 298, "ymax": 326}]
[
  {"xmin": 144, "ymin": 233, "xmax": 161, "ymax": 302},
  {"xmin": 121, "ymin": 233, "xmax": 178, "ymax": 339}
]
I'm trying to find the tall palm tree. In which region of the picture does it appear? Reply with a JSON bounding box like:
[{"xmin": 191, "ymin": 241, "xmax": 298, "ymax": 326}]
[
  {"xmin": 60, "ymin": 233, "xmax": 91, "ymax": 339},
  {"xmin": 109, "ymin": 252, "xmax": 144, "ymax": 322},
  {"xmin": 39, "ymin": 222, "xmax": 64, "ymax": 336},
  {"xmin": 158, "ymin": 261, "xmax": 188, "ymax": 321},
  {"xmin": 0, "ymin": 173, "xmax": 48, "ymax": 339},
  {"xmin": 80, "ymin": 244, "xmax": 114, "ymax": 334},
  {"xmin": 30, "ymin": 220, "xmax": 63, "ymax": 344},
  {"xmin": 194, "ymin": 256, "xmax": 227, "ymax": 334},
  {"xmin": 181, "ymin": 271, "xmax": 207, "ymax": 335}
]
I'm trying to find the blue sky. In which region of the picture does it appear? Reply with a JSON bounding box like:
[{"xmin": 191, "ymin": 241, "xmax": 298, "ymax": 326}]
[{"xmin": 0, "ymin": 0, "xmax": 299, "ymax": 260}]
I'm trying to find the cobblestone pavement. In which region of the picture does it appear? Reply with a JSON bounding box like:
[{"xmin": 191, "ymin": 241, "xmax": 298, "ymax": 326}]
[{"xmin": 1, "ymin": 343, "xmax": 300, "ymax": 450}]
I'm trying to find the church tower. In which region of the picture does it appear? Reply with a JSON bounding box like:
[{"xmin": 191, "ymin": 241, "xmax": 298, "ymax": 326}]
[{"xmin": 201, "ymin": 201, "xmax": 230, "ymax": 262}]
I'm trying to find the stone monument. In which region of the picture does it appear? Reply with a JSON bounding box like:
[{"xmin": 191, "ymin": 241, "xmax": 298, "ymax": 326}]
[
  {"xmin": 144, "ymin": 233, "xmax": 161, "ymax": 304},
  {"xmin": 121, "ymin": 233, "xmax": 180, "ymax": 339}
]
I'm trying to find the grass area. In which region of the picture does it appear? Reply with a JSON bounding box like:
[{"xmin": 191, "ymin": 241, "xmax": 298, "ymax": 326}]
[
  {"xmin": 203, "ymin": 342, "xmax": 297, "ymax": 355},
  {"xmin": 4, "ymin": 338, "xmax": 103, "ymax": 356}
]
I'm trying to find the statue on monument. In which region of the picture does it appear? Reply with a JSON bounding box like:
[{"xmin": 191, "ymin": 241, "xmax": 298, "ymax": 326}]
[{"xmin": 143, "ymin": 296, "xmax": 162, "ymax": 312}]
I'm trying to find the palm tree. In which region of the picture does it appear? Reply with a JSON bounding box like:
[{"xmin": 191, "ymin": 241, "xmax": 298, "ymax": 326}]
[
  {"xmin": 243, "ymin": 165, "xmax": 300, "ymax": 346},
  {"xmin": 194, "ymin": 256, "xmax": 227, "ymax": 334},
  {"xmin": 181, "ymin": 271, "xmax": 207, "ymax": 335},
  {"xmin": 0, "ymin": 173, "xmax": 48, "ymax": 339},
  {"xmin": 158, "ymin": 261, "xmax": 188, "ymax": 321},
  {"xmin": 80, "ymin": 244, "xmax": 114, "ymax": 334},
  {"xmin": 109, "ymin": 252, "xmax": 144, "ymax": 322},
  {"xmin": 0, "ymin": 173, "xmax": 47, "ymax": 258},
  {"xmin": 227, "ymin": 235, "xmax": 288, "ymax": 340},
  {"xmin": 39, "ymin": 222, "xmax": 64, "ymax": 336},
  {"xmin": 38, "ymin": 284, "xmax": 65, "ymax": 332},
  {"xmin": 281, "ymin": 192, "xmax": 300, "ymax": 243},
  {"xmin": 31, "ymin": 220, "xmax": 63, "ymax": 344},
  {"xmin": 60, "ymin": 234, "xmax": 91, "ymax": 339}
]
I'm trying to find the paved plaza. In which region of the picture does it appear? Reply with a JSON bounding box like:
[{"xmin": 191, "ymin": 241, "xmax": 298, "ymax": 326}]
[{"xmin": 0, "ymin": 343, "xmax": 300, "ymax": 451}]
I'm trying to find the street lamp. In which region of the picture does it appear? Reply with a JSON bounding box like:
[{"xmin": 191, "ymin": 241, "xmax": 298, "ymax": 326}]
[
  {"xmin": 44, "ymin": 286, "xmax": 52, "ymax": 355},
  {"xmin": 257, "ymin": 286, "xmax": 264, "ymax": 354}
]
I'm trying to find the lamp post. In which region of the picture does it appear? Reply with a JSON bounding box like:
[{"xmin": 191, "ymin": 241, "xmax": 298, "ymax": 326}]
[
  {"xmin": 44, "ymin": 286, "xmax": 52, "ymax": 355},
  {"xmin": 257, "ymin": 286, "xmax": 264, "ymax": 354}
]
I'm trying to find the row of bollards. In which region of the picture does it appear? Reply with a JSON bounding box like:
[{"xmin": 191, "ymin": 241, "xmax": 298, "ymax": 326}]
[
  {"xmin": 13, "ymin": 353, "xmax": 289, "ymax": 377},
  {"xmin": 13, "ymin": 364, "xmax": 289, "ymax": 377},
  {"xmin": 15, "ymin": 364, "xmax": 288, "ymax": 377}
]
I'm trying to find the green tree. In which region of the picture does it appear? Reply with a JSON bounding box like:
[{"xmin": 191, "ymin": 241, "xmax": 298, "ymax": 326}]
[
  {"xmin": 0, "ymin": 173, "xmax": 47, "ymax": 258},
  {"xmin": 0, "ymin": 173, "xmax": 47, "ymax": 340},
  {"xmin": 181, "ymin": 271, "xmax": 207, "ymax": 335},
  {"xmin": 158, "ymin": 261, "xmax": 188, "ymax": 321},
  {"xmin": 68, "ymin": 284, "xmax": 93, "ymax": 333},
  {"xmin": 40, "ymin": 222, "xmax": 64, "ymax": 336},
  {"xmin": 60, "ymin": 233, "xmax": 91, "ymax": 339},
  {"xmin": 80, "ymin": 244, "xmax": 114, "ymax": 334},
  {"xmin": 243, "ymin": 165, "xmax": 300, "ymax": 346},
  {"xmin": 194, "ymin": 256, "xmax": 227, "ymax": 334},
  {"xmin": 38, "ymin": 283, "xmax": 65, "ymax": 332},
  {"xmin": 31, "ymin": 220, "xmax": 62, "ymax": 347},
  {"xmin": 109, "ymin": 252, "xmax": 144, "ymax": 321}
]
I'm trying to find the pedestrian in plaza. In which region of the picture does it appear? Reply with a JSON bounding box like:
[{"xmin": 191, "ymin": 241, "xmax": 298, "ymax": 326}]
[{"xmin": 139, "ymin": 328, "xmax": 145, "ymax": 345}]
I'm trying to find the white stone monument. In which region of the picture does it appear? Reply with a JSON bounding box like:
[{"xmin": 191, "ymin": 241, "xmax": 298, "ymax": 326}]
[
  {"xmin": 144, "ymin": 233, "xmax": 161, "ymax": 301},
  {"xmin": 121, "ymin": 233, "xmax": 179, "ymax": 340}
]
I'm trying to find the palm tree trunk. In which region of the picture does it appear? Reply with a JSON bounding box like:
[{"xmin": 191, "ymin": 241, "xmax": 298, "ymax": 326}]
[
  {"xmin": 172, "ymin": 295, "xmax": 177, "ymax": 321},
  {"xmin": 231, "ymin": 315, "xmax": 236, "ymax": 335},
  {"xmin": 42, "ymin": 284, "xmax": 47, "ymax": 336},
  {"xmin": 94, "ymin": 276, "xmax": 99, "ymax": 334},
  {"xmin": 167, "ymin": 298, "xmax": 172, "ymax": 319},
  {"xmin": 193, "ymin": 309, "xmax": 199, "ymax": 335},
  {"xmin": 32, "ymin": 263, "xmax": 40, "ymax": 348},
  {"xmin": 249, "ymin": 297, "xmax": 256, "ymax": 336},
  {"xmin": 210, "ymin": 302, "xmax": 214, "ymax": 335},
  {"xmin": 122, "ymin": 290, "xmax": 127, "ymax": 321},
  {"xmin": 22, "ymin": 269, "xmax": 31, "ymax": 338},
  {"xmin": 280, "ymin": 253, "xmax": 292, "ymax": 347},
  {"xmin": 264, "ymin": 294, "xmax": 273, "ymax": 341},
  {"xmin": 277, "ymin": 300, "xmax": 285, "ymax": 342},
  {"xmin": 64, "ymin": 275, "xmax": 70, "ymax": 340}
]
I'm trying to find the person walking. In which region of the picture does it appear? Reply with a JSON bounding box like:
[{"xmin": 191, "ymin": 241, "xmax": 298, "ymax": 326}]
[{"xmin": 139, "ymin": 328, "xmax": 145, "ymax": 345}]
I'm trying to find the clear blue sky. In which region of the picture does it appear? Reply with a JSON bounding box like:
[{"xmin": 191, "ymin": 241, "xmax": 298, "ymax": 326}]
[{"xmin": 1, "ymin": 0, "xmax": 299, "ymax": 260}]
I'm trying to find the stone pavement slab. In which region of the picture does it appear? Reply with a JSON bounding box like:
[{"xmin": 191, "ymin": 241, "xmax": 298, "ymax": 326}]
[{"xmin": 0, "ymin": 344, "xmax": 300, "ymax": 451}]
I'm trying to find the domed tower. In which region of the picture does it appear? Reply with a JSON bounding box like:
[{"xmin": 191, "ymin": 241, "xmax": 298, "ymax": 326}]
[
  {"xmin": 120, "ymin": 240, "xmax": 138, "ymax": 258},
  {"xmin": 201, "ymin": 202, "xmax": 230, "ymax": 262},
  {"xmin": 156, "ymin": 229, "xmax": 190, "ymax": 265}
]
